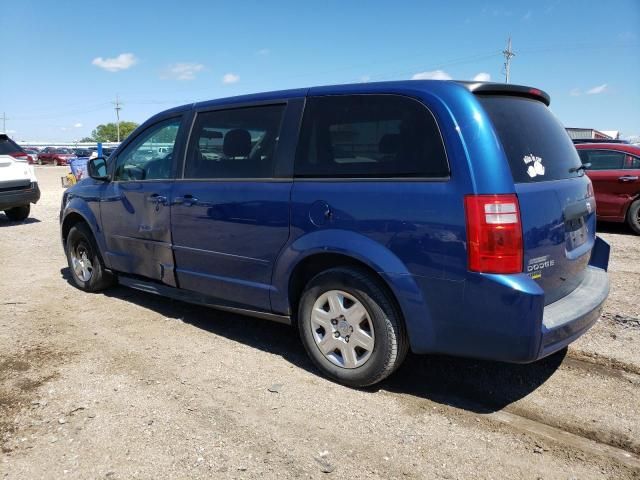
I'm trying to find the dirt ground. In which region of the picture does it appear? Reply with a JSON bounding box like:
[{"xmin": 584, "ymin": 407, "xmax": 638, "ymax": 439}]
[{"xmin": 1, "ymin": 166, "xmax": 639, "ymax": 479}]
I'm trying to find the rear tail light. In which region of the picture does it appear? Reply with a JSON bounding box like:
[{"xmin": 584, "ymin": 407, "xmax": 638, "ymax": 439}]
[
  {"xmin": 10, "ymin": 152, "xmax": 29, "ymax": 162},
  {"xmin": 586, "ymin": 178, "xmax": 595, "ymax": 198},
  {"xmin": 464, "ymin": 194, "xmax": 523, "ymax": 274}
]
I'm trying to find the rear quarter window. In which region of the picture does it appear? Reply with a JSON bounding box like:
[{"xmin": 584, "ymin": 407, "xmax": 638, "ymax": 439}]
[
  {"xmin": 295, "ymin": 94, "xmax": 449, "ymax": 178},
  {"xmin": 478, "ymin": 96, "xmax": 583, "ymax": 183}
]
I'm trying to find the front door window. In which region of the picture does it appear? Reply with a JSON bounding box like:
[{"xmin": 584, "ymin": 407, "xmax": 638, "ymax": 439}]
[{"xmin": 114, "ymin": 119, "xmax": 181, "ymax": 181}]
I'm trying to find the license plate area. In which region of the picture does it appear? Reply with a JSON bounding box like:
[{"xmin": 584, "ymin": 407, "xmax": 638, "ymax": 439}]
[{"xmin": 565, "ymin": 216, "xmax": 587, "ymax": 251}]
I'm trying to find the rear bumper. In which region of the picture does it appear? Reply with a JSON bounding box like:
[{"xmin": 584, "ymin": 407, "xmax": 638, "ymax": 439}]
[
  {"xmin": 0, "ymin": 182, "xmax": 40, "ymax": 210},
  {"xmin": 537, "ymin": 265, "xmax": 609, "ymax": 359},
  {"xmin": 406, "ymin": 237, "xmax": 610, "ymax": 362}
]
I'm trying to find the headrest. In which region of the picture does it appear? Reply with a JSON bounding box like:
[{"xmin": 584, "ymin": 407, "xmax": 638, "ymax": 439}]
[
  {"xmin": 379, "ymin": 134, "xmax": 400, "ymax": 154},
  {"xmin": 223, "ymin": 129, "xmax": 251, "ymax": 157}
]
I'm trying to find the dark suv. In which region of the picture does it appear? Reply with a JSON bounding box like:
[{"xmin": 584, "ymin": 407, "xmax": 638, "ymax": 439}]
[{"xmin": 60, "ymin": 81, "xmax": 610, "ymax": 387}]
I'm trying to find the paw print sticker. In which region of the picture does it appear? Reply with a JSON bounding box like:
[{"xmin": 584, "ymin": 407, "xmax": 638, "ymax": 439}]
[{"xmin": 523, "ymin": 154, "xmax": 545, "ymax": 178}]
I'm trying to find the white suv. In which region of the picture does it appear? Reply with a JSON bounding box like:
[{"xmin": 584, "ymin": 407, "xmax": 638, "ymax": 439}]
[{"xmin": 0, "ymin": 134, "xmax": 40, "ymax": 221}]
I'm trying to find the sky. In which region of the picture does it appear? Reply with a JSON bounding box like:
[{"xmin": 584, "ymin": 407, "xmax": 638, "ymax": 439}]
[{"xmin": 1, "ymin": 0, "xmax": 639, "ymax": 142}]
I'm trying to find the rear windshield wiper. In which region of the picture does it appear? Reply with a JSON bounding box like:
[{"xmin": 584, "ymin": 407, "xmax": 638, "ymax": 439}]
[{"xmin": 569, "ymin": 163, "xmax": 590, "ymax": 174}]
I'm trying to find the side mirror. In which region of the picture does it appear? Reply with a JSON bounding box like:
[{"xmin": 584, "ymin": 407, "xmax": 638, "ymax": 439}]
[{"xmin": 88, "ymin": 157, "xmax": 109, "ymax": 181}]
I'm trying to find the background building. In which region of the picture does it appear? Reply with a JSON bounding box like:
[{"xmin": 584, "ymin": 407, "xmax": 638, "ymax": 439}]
[{"xmin": 566, "ymin": 128, "xmax": 616, "ymax": 140}]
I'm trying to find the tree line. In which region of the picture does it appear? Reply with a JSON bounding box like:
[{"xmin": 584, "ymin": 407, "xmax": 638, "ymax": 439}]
[{"xmin": 79, "ymin": 121, "xmax": 139, "ymax": 143}]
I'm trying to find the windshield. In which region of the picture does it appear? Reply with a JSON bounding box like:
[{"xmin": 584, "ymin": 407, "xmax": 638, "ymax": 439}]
[{"xmin": 478, "ymin": 95, "xmax": 583, "ymax": 183}]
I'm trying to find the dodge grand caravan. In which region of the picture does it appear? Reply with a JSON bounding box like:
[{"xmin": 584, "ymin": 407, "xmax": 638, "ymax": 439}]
[{"xmin": 60, "ymin": 81, "xmax": 610, "ymax": 387}]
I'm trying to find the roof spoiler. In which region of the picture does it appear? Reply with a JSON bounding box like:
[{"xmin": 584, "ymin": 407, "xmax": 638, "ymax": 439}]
[{"xmin": 457, "ymin": 81, "xmax": 551, "ymax": 106}]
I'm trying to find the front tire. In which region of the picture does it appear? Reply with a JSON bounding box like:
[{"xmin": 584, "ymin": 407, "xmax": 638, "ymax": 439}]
[
  {"xmin": 65, "ymin": 223, "xmax": 114, "ymax": 291},
  {"xmin": 297, "ymin": 267, "xmax": 408, "ymax": 387},
  {"xmin": 627, "ymin": 199, "xmax": 640, "ymax": 235},
  {"xmin": 4, "ymin": 205, "xmax": 30, "ymax": 221}
]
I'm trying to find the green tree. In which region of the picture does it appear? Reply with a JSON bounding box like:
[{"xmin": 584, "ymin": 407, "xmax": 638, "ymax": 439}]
[
  {"xmin": 91, "ymin": 121, "xmax": 139, "ymax": 142},
  {"xmin": 79, "ymin": 136, "xmax": 94, "ymax": 143}
]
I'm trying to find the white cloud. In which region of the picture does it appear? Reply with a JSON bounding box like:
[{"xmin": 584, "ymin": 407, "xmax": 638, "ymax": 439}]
[
  {"xmin": 473, "ymin": 72, "xmax": 491, "ymax": 82},
  {"xmin": 73, "ymin": 122, "xmax": 83, "ymax": 128},
  {"xmin": 586, "ymin": 84, "xmax": 607, "ymax": 95},
  {"xmin": 92, "ymin": 53, "xmax": 138, "ymax": 72},
  {"xmin": 411, "ymin": 69, "xmax": 452, "ymax": 80},
  {"xmin": 570, "ymin": 88, "xmax": 581, "ymax": 97},
  {"xmin": 256, "ymin": 48, "xmax": 270, "ymax": 56},
  {"xmin": 523, "ymin": 10, "xmax": 532, "ymax": 20},
  {"xmin": 162, "ymin": 62, "xmax": 205, "ymax": 80},
  {"xmin": 360, "ymin": 75, "xmax": 371, "ymax": 83},
  {"xmin": 222, "ymin": 73, "xmax": 240, "ymax": 84}
]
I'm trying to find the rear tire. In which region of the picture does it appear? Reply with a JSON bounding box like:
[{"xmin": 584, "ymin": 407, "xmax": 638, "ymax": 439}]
[
  {"xmin": 65, "ymin": 223, "xmax": 114, "ymax": 291},
  {"xmin": 627, "ymin": 199, "xmax": 640, "ymax": 235},
  {"xmin": 4, "ymin": 205, "xmax": 30, "ymax": 221},
  {"xmin": 297, "ymin": 267, "xmax": 408, "ymax": 387}
]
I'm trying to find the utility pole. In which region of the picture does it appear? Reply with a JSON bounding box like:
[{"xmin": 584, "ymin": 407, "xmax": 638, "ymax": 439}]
[
  {"xmin": 1, "ymin": 112, "xmax": 7, "ymax": 133},
  {"xmin": 112, "ymin": 95, "xmax": 122, "ymax": 142},
  {"xmin": 502, "ymin": 36, "xmax": 516, "ymax": 84}
]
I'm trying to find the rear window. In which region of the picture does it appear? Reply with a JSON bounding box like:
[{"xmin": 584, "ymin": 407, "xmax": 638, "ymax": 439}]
[
  {"xmin": 0, "ymin": 135, "xmax": 23, "ymax": 155},
  {"xmin": 478, "ymin": 96, "xmax": 583, "ymax": 183}
]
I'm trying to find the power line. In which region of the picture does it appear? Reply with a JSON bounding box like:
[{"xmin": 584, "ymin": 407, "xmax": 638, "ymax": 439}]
[
  {"xmin": 11, "ymin": 103, "xmax": 112, "ymax": 121},
  {"xmin": 502, "ymin": 36, "xmax": 516, "ymax": 83},
  {"xmin": 366, "ymin": 51, "xmax": 502, "ymax": 82}
]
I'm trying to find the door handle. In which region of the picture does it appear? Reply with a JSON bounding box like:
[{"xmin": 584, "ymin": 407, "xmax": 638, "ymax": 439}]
[
  {"xmin": 174, "ymin": 194, "xmax": 199, "ymax": 206},
  {"xmin": 147, "ymin": 194, "xmax": 168, "ymax": 207},
  {"xmin": 618, "ymin": 176, "xmax": 639, "ymax": 182}
]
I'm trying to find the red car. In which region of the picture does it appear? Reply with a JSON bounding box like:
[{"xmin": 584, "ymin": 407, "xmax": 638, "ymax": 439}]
[
  {"xmin": 576, "ymin": 143, "xmax": 640, "ymax": 234},
  {"xmin": 37, "ymin": 147, "xmax": 75, "ymax": 166}
]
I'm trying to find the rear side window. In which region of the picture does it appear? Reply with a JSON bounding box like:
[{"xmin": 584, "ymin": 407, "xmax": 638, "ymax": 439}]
[
  {"xmin": 478, "ymin": 96, "xmax": 583, "ymax": 183},
  {"xmin": 579, "ymin": 150, "xmax": 625, "ymax": 170},
  {"xmin": 295, "ymin": 95, "xmax": 448, "ymax": 178},
  {"xmin": 185, "ymin": 105, "xmax": 285, "ymax": 179},
  {"xmin": 0, "ymin": 135, "xmax": 22, "ymax": 155}
]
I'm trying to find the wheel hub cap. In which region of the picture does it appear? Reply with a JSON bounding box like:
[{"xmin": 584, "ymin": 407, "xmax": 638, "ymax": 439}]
[
  {"xmin": 71, "ymin": 246, "xmax": 93, "ymax": 282},
  {"xmin": 337, "ymin": 318, "xmax": 353, "ymax": 337},
  {"xmin": 310, "ymin": 290, "xmax": 375, "ymax": 369}
]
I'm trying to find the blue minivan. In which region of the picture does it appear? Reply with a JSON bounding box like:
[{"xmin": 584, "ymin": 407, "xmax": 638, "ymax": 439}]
[{"xmin": 60, "ymin": 80, "xmax": 610, "ymax": 387}]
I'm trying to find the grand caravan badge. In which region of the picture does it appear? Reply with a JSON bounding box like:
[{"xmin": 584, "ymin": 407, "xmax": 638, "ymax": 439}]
[{"xmin": 524, "ymin": 154, "xmax": 545, "ymax": 178}]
